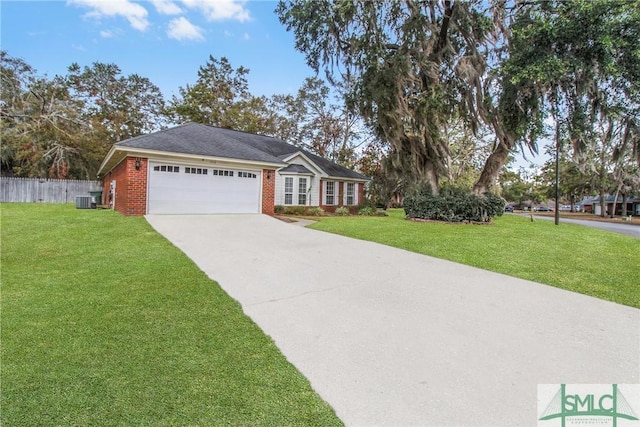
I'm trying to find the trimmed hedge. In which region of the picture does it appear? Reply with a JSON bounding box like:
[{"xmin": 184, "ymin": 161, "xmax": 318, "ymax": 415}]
[{"xmin": 403, "ymin": 191, "xmax": 505, "ymax": 223}]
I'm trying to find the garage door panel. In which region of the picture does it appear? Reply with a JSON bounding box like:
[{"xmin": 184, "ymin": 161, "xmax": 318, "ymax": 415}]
[{"xmin": 148, "ymin": 162, "xmax": 260, "ymax": 214}]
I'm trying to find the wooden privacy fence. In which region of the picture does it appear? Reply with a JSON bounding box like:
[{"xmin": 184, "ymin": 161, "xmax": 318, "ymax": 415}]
[{"xmin": 0, "ymin": 177, "xmax": 102, "ymax": 203}]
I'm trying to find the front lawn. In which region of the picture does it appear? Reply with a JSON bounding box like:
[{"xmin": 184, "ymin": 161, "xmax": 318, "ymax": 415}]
[
  {"xmin": 310, "ymin": 209, "xmax": 639, "ymax": 308},
  {"xmin": 1, "ymin": 203, "xmax": 342, "ymax": 426}
]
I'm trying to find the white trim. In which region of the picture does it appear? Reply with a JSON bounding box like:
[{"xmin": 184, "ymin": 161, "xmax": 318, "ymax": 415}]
[
  {"xmin": 298, "ymin": 176, "xmax": 309, "ymax": 206},
  {"xmin": 99, "ymin": 146, "xmax": 283, "ymax": 176},
  {"xmin": 323, "ymin": 180, "xmax": 336, "ymax": 206},
  {"xmin": 146, "ymin": 160, "xmax": 262, "ymax": 214},
  {"xmin": 284, "ymin": 176, "xmax": 294, "ymax": 205},
  {"xmin": 280, "ymin": 151, "xmax": 325, "ymax": 176}
]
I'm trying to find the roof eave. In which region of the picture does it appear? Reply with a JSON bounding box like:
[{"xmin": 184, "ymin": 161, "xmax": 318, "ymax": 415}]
[{"xmin": 97, "ymin": 146, "xmax": 286, "ymax": 177}]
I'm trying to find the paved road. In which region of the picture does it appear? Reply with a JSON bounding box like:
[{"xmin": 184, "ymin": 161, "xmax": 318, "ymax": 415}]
[
  {"xmin": 516, "ymin": 214, "xmax": 640, "ymax": 238},
  {"xmin": 146, "ymin": 214, "xmax": 639, "ymax": 427}
]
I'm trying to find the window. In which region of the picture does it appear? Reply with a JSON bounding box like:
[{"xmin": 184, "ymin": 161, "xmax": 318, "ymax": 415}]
[
  {"xmin": 298, "ymin": 178, "xmax": 307, "ymax": 205},
  {"xmin": 346, "ymin": 182, "xmax": 355, "ymax": 205},
  {"xmin": 153, "ymin": 165, "xmax": 179, "ymax": 173},
  {"xmin": 185, "ymin": 167, "xmax": 207, "ymax": 175},
  {"xmin": 212, "ymin": 169, "xmax": 233, "ymax": 177},
  {"xmin": 238, "ymin": 171, "xmax": 257, "ymax": 178},
  {"xmin": 284, "ymin": 177, "xmax": 293, "ymax": 205},
  {"xmin": 325, "ymin": 181, "xmax": 335, "ymax": 205}
]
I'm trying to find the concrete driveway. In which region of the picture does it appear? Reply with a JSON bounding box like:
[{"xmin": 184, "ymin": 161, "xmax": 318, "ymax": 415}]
[{"xmin": 146, "ymin": 214, "xmax": 639, "ymax": 426}]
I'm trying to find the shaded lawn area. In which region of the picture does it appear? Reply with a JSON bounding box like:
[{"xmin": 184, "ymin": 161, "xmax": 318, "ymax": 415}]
[
  {"xmin": 310, "ymin": 209, "xmax": 640, "ymax": 309},
  {"xmin": 1, "ymin": 203, "xmax": 342, "ymax": 426}
]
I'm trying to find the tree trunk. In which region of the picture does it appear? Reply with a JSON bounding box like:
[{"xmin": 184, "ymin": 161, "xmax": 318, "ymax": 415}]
[
  {"xmin": 421, "ymin": 159, "xmax": 439, "ymax": 195},
  {"xmin": 599, "ymin": 189, "xmax": 606, "ymax": 217},
  {"xmin": 611, "ymin": 184, "xmax": 622, "ymax": 218},
  {"xmin": 473, "ymin": 141, "xmax": 510, "ymax": 195},
  {"xmin": 622, "ymin": 193, "xmax": 628, "ymax": 217}
]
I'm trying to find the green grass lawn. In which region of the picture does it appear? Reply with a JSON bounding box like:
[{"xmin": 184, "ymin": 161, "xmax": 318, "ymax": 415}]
[
  {"xmin": 1, "ymin": 203, "xmax": 342, "ymax": 426},
  {"xmin": 310, "ymin": 209, "xmax": 640, "ymax": 308}
]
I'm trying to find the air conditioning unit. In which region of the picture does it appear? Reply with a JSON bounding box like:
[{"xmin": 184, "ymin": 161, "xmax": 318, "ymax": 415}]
[{"xmin": 76, "ymin": 195, "xmax": 92, "ymax": 209}]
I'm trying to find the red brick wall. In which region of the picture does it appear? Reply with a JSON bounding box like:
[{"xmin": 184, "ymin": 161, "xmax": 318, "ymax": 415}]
[
  {"xmin": 102, "ymin": 157, "xmax": 148, "ymax": 216},
  {"xmin": 319, "ymin": 180, "xmax": 366, "ymax": 212},
  {"xmin": 358, "ymin": 182, "xmax": 365, "ymax": 205},
  {"xmin": 262, "ymin": 169, "xmax": 275, "ymax": 215}
]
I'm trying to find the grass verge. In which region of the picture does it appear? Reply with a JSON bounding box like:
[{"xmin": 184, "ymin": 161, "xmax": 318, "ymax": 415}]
[
  {"xmin": 310, "ymin": 209, "xmax": 640, "ymax": 308},
  {"xmin": 1, "ymin": 203, "xmax": 342, "ymax": 426}
]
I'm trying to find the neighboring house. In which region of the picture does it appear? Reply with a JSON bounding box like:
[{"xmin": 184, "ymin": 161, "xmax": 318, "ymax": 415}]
[
  {"xmin": 97, "ymin": 123, "xmax": 368, "ymax": 215},
  {"xmin": 579, "ymin": 195, "xmax": 639, "ymax": 216}
]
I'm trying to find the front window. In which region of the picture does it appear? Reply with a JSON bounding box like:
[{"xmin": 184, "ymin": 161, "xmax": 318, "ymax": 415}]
[
  {"xmin": 346, "ymin": 182, "xmax": 355, "ymax": 205},
  {"xmin": 298, "ymin": 178, "xmax": 307, "ymax": 205},
  {"xmin": 284, "ymin": 177, "xmax": 293, "ymax": 205},
  {"xmin": 325, "ymin": 181, "xmax": 335, "ymax": 205}
]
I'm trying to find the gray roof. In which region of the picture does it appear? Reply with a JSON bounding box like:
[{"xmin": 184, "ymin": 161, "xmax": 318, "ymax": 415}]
[
  {"xmin": 114, "ymin": 123, "xmax": 368, "ymax": 180},
  {"xmin": 115, "ymin": 123, "xmax": 284, "ymax": 165},
  {"xmin": 279, "ymin": 164, "xmax": 314, "ymax": 174}
]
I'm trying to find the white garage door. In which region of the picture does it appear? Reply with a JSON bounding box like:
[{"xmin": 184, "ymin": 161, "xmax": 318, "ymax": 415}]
[{"xmin": 148, "ymin": 162, "xmax": 260, "ymax": 214}]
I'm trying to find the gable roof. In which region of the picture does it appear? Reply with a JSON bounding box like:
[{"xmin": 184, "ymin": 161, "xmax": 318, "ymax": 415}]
[
  {"xmin": 114, "ymin": 123, "xmax": 284, "ymax": 164},
  {"xmin": 99, "ymin": 123, "xmax": 368, "ymax": 181},
  {"xmin": 279, "ymin": 164, "xmax": 314, "ymax": 174}
]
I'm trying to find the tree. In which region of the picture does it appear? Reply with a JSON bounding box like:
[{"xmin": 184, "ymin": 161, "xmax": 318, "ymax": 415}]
[
  {"xmin": 505, "ymin": 0, "xmax": 640, "ymax": 216},
  {"xmin": 166, "ymin": 55, "xmax": 276, "ymax": 134},
  {"xmin": 269, "ymin": 76, "xmax": 370, "ymax": 167},
  {"xmin": 1, "ymin": 52, "xmax": 88, "ymax": 178},
  {"xmin": 538, "ymin": 150, "xmax": 592, "ymax": 212},
  {"xmin": 276, "ymin": 0, "xmax": 538, "ymax": 195},
  {"xmin": 1, "ymin": 52, "xmax": 166, "ymax": 178},
  {"xmin": 67, "ymin": 61, "xmax": 165, "ymax": 143}
]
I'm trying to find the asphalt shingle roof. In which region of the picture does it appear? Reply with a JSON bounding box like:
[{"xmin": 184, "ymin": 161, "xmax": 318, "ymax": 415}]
[
  {"xmin": 279, "ymin": 164, "xmax": 314, "ymax": 174},
  {"xmin": 115, "ymin": 123, "xmax": 368, "ymax": 180},
  {"xmin": 115, "ymin": 123, "xmax": 284, "ymax": 165}
]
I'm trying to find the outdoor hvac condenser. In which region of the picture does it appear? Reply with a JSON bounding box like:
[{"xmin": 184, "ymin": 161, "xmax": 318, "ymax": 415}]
[{"xmin": 75, "ymin": 195, "xmax": 92, "ymax": 209}]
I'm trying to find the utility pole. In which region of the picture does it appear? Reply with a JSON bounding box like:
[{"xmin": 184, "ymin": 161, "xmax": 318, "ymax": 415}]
[{"xmin": 554, "ymin": 121, "xmax": 560, "ymax": 225}]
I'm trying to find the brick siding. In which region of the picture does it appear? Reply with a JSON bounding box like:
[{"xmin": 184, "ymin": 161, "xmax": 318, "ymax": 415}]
[
  {"xmin": 103, "ymin": 157, "xmax": 147, "ymax": 216},
  {"xmin": 261, "ymin": 169, "xmax": 276, "ymax": 215}
]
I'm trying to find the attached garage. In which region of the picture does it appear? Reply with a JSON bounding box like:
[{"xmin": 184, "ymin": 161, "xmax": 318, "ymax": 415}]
[
  {"xmin": 147, "ymin": 162, "xmax": 261, "ymax": 214},
  {"xmin": 97, "ymin": 123, "xmax": 368, "ymax": 216}
]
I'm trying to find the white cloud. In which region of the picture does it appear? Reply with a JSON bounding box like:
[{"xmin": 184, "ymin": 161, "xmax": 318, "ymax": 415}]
[
  {"xmin": 150, "ymin": 0, "xmax": 182, "ymax": 15},
  {"xmin": 181, "ymin": 0, "xmax": 250, "ymax": 22},
  {"xmin": 100, "ymin": 30, "xmax": 114, "ymax": 38},
  {"xmin": 67, "ymin": 0, "xmax": 149, "ymax": 31},
  {"xmin": 167, "ymin": 17, "xmax": 205, "ymax": 41},
  {"xmin": 243, "ymin": 32, "xmax": 250, "ymax": 40}
]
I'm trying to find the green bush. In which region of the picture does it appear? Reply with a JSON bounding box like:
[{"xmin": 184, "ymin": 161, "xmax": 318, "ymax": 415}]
[
  {"xmin": 308, "ymin": 207, "xmax": 325, "ymax": 216},
  {"xmin": 283, "ymin": 206, "xmax": 306, "ymax": 215},
  {"xmin": 274, "ymin": 205, "xmax": 285, "ymax": 214},
  {"xmin": 358, "ymin": 206, "xmax": 380, "ymax": 216},
  {"xmin": 403, "ymin": 190, "xmax": 505, "ymax": 223},
  {"xmin": 335, "ymin": 207, "xmax": 350, "ymax": 216}
]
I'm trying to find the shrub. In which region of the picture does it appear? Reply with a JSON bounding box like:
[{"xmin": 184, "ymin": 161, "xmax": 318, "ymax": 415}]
[
  {"xmin": 308, "ymin": 207, "xmax": 325, "ymax": 216},
  {"xmin": 403, "ymin": 190, "xmax": 505, "ymax": 223},
  {"xmin": 335, "ymin": 207, "xmax": 350, "ymax": 216},
  {"xmin": 283, "ymin": 206, "xmax": 306, "ymax": 215},
  {"xmin": 274, "ymin": 205, "xmax": 285, "ymax": 214},
  {"xmin": 358, "ymin": 206, "xmax": 378, "ymax": 216}
]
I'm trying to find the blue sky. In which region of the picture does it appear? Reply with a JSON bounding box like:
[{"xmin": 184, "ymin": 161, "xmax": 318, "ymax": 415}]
[
  {"xmin": 1, "ymin": 0, "xmax": 313, "ymax": 99},
  {"xmin": 1, "ymin": 0, "xmax": 545, "ymax": 169}
]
